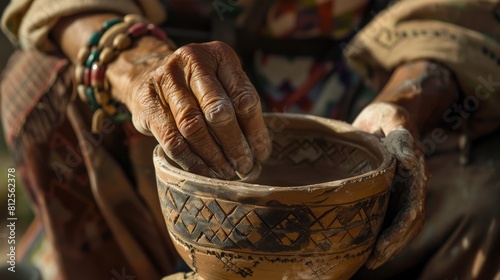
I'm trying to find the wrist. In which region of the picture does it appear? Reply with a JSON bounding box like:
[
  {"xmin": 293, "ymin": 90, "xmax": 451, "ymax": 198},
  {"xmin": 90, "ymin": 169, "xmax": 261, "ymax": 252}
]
[
  {"xmin": 70, "ymin": 14, "xmax": 173, "ymax": 132},
  {"xmin": 375, "ymin": 60, "xmax": 459, "ymax": 134},
  {"xmin": 106, "ymin": 36, "xmax": 173, "ymax": 106}
]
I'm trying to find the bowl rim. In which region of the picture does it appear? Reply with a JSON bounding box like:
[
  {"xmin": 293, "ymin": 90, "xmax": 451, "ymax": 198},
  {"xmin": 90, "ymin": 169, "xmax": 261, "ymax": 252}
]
[{"xmin": 153, "ymin": 113, "xmax": 395, "ymax": 194}]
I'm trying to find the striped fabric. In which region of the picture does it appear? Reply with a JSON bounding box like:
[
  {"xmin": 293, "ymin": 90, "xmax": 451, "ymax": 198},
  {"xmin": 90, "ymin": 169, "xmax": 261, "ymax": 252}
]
[{"xmin": 1, "ymin": 51, "xmax": 69, "ymax": 148}]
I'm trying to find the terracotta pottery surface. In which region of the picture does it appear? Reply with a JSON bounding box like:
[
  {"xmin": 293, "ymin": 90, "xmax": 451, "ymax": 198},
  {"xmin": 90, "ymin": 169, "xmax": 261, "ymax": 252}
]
[{"xmin": 154, "ymin": 113, "xmax": 396, "ymax": 280}]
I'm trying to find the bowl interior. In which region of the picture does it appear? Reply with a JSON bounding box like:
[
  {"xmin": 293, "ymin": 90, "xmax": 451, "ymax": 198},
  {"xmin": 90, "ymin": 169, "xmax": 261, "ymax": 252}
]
[
  {"xmin": 162, "ymin": 114, "xmax": 386, "ymax": 187},
  {"xmin": 257, "ymin": 130, "xmax": 381, "ymax": 186}
]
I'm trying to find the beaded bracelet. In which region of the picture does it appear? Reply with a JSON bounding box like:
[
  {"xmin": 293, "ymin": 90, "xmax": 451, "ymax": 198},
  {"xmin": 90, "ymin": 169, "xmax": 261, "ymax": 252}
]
[{"xmin": 75, "ymin": 14, "xmax": 168, "ymax": 133}]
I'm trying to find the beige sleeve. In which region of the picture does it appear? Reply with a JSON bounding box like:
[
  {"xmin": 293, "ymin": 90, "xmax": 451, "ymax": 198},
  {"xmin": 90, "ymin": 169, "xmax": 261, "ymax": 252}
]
[
  {"xmin": 346, "ymin": 0, "xmax": 500, "ymax": 128},
  {"xmin": 1, "ymin": 0, "xmax": 167, "ymax": 52}
]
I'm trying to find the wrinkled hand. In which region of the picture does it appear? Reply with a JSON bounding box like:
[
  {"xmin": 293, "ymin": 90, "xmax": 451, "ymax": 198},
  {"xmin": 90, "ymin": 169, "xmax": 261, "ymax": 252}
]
[
  {"xmin": 353, "ymin": 102, "xmax": 429, "ymax": 269},
  {"xmin": 357, "ymin": 131, "xmax": 500, "ymax": 280},
  {"xmin": 129, "ymin": 41, "xmax": 271, "ymax": 179}
]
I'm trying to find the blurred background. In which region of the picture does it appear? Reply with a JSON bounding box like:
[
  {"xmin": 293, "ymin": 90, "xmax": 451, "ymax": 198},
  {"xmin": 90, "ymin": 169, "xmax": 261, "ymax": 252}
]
[{"xmin": 0, "ymin": 1, "xmax": 35, "ymax": 264}]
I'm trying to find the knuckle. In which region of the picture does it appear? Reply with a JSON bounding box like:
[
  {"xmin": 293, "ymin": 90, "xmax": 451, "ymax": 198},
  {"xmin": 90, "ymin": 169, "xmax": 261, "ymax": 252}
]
[
  {"xmin": 160, "ymin": 71, "xmax": 180, "ymax": 94},
  {"xmin": 176, "ymin": 44, "xmax": 201, "ymax": 60},
  {"xmin": 203, "ymin": 99, "xmax": 235, "ymax": 126},
  {"xmin": 177, "ymin": 112, "xmax": 206, "ymax": 139},
  {"xmin": 155, "ymin": 62, "xmax": 181, "ymax": 89},
  {"xmin": 153, "ymin": 65, "xmax": 168, "ymax": 85},
  {"xmin": 160, "ymin": 129, "xmax": 188, "ymax": 160},
  {"xmin": 208, "ymin": 41, "xmax": 231, "ymax": 53},
  {"xmin": 173, "ymin": 45, "xmax": 215, "ymax": 80},
  {"xmin": 397, "ymin": 128, "xmax": 413, "ymax": 140},
  {"xmin": 208, "ymin": 41, "xmax": 239, "ymax": 62},
  {"xmin": 231, "ymin": 86, "xmax": 261, "ymax": 115},
  {"xmin": 190, "ymin": 68, "xmax": 211, "ymax": 83},
  {"xmin": 154, "ymin": 64, "xmax": 191, "ymax": 108}
]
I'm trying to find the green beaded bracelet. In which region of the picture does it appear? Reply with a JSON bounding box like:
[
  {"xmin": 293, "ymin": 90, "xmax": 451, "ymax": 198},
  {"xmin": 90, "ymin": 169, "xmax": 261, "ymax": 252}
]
[{"xmin": 74, "ymin": 15, "xmax": 169, "ymax": 133}]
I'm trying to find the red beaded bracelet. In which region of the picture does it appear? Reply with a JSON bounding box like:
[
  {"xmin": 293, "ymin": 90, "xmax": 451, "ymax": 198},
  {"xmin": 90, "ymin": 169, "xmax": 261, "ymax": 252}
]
[{"xmin": 74, "ymin": 14, "xmax": 169, "ymax": 133}]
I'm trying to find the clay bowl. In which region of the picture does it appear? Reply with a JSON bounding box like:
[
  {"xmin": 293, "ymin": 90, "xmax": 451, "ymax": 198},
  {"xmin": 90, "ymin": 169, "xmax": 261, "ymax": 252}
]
[{"xmin": 154, "ymin": 113, "xmax": 396, "ymax": 280}]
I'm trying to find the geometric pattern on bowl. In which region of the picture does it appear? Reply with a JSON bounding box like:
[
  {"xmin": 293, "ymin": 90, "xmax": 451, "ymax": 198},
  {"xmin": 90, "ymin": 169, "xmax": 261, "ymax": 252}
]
[
  {"xmin": 154, "ymin": 113, "xmax": 396, "ymax": 280},
  {"xmin": 160, "ymin": 184, "xmax": 389, "ymax": 253}
]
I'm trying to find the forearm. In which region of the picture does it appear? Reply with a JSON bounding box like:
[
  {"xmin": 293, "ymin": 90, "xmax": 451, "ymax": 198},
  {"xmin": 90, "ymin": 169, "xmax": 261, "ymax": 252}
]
[
  {"xmin": 50, "ymin": 13, "xmax": 174, "ymax": 106},
  {"xmin": 374, "ymin": 60, "xmax": 459, "ymax": 135}
]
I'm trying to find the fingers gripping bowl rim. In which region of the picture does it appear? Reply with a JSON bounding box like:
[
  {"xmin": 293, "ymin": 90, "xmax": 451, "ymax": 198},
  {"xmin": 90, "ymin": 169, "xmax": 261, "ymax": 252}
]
[{"xmin": 154, "ymin": 113, "xmax": 396, "ymax": 280}]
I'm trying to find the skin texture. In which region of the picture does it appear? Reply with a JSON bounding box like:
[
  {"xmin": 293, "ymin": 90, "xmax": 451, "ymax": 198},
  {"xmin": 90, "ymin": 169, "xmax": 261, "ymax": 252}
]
[
  {"xmin": 124, "ymin": 41, "xmax": 272, "ymax": 179},
  {"xmin": 356, "ymin": 129, "xmax": 500, "ymax": 280},
  {"xmin": 51, "ymin": 14, "xmax": 459, "ymax": 271},
  {"xmin": 52, "ymin": 13, "xmax": 271, "ymax": 179}
]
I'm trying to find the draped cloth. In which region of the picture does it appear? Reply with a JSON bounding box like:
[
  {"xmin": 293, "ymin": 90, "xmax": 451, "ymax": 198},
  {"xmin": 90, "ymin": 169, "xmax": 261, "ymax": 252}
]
[{"xmin": 1, "ymin": 51, "xmax": 179, "ymax": 279}]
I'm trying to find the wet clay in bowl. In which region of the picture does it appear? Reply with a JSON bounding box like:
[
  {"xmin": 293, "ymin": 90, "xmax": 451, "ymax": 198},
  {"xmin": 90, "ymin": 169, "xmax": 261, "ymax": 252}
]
[{"xmin": 154, "ymin": 113, "xmax": 396, "ymax": 280}]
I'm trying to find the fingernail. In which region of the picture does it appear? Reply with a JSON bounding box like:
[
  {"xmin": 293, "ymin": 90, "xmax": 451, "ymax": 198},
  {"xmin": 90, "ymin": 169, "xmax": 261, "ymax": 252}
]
[
  {"xmin": 235, "ymin": 156, "xmax": 253, "ymax": 175},
  {"xmin": 207, "ymin": 170, "xmax": 219, "ymax": 179},
  {"xmin": 237, "ymin": 163, "xmax": 262, "ymax": 183}
]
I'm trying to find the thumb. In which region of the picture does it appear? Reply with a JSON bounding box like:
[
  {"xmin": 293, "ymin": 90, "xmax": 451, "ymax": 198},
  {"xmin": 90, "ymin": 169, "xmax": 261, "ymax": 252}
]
[{"xmin": 383, "ymin": 127, "xmax": 418, "ymax": 169}]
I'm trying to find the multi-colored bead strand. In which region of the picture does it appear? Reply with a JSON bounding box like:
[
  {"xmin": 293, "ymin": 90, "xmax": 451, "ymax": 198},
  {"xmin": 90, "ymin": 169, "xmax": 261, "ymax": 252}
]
[{"xmin": 74, "ymin": 14, "xmax": 168, "ymax": 133}]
